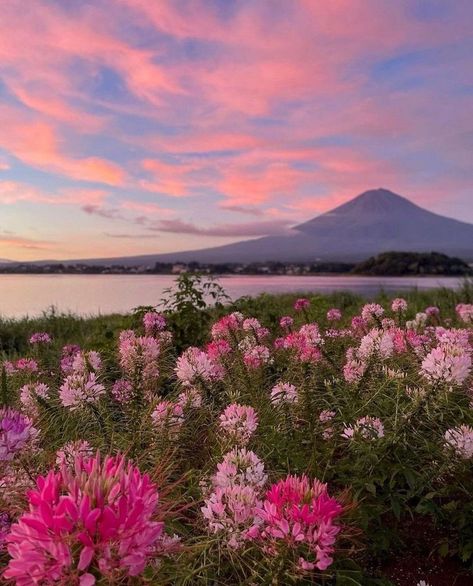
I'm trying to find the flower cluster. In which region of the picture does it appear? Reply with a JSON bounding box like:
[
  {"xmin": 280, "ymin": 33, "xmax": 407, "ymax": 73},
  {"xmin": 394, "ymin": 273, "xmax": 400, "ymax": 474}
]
[
  {"xmin": 256, "ymin": 475, "xmax": 343, "ymax": 571},
  {"xmin": 421, "ymin": 342, "xmax": 471, "ymax": 386},
  {"xmin": 119, "ymin": 330, "xmax": 161, "ymax": 393},
  {"xmin": 219, "ymin": 404, "xmax": 258, "ymax": 446},
  {"xmin": 151, "ymin": 400, "xmax": 185, "ymax": 436},
  {"xmin": 19, "ymin": 382, "xmax": 50, "ymax": 417},
  {"xmin": 0, "ymin": 407, "xmax": 37, "ymax": 461},
  {"xmin": 276, "ymin": 323, "xmax": 323, "ymax": 363},
  {"xmin": 175, "ymin": 346, "xmax": 224, "ymax": 385},
  {"xmin": 4, "ymin": 454, "xmax": 173, "ymax": 584},
  {"xmin": 29, "ymin": 331, "xmax": 52, "ymax": 344},
  {"xmin": 342, "ymin": 416, "xmax": 385, "ymax": 441},
  {"xmin": 444, "ymin": 425, "xmax": 473, "ymax": 459},
  {"xmin": 55, "ymin": 439, "xmax": 93, "ymax": 466},
  {"xmin": 143, "ymin": 311, "xmax": 167, "ymax": 335},
  {"xmin": 456, "ymin": 303, "xmax": 473, "ymax": 324},
  {"xmin": 270, "ymin": 382, "xmax": 298, "ymax": 406}
]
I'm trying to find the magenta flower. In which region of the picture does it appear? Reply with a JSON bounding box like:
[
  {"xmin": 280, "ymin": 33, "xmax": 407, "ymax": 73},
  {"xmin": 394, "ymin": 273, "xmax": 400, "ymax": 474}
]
[
  {"xmin": 294, "ymin": 298, "xmax": 310, "ymax": 311},
  {"xmin": 4, "ymin": 454, "xmax": 174, "ymax": 584},
  {"xmin": 327, "ymin": 308, "xmax": 342, "ymax": 321},
  {"xmin": 279, "ymin": 316, "xmax": 294, "ymax": 329},
  {"xmin": 0, "ymin": 407, "xmax": 37, "ymax": 461},
  {"xmin": 0, "ymin": 513, "xmax": 10, "ymax": 550},
  {"xmin": 211, "ymin": 312, "xmax": 244, "ymax": 340},
  {"xmin": 256, "ymin": 475, "xmax": 343, "ymax": 571},
  {"xmin": 425, "ymin": 306, "xmax": 440, "ymax": 317},
  {"xmin": 143, "ymin": 311, "xmax": 167, "ymax": 335},
  {"xmin": 111, "ymin": 378, "xmax": 134, "ymax": 404},
  {"xmin": 29, "ymin": 331, "xmax": 52, "ymax": 344},
  {"xmin": 219, "ymin": 404, "xmax": 258, "ymax": 446}
]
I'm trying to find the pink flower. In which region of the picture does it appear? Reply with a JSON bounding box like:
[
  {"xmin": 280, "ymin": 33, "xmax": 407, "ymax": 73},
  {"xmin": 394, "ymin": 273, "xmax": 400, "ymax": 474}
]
[
  {"xmin": 219, "ymin": 404, "xmax": 258, "ymax": 446},
  {"xmin": 111, "ymin": 378, "xmax": 134, "ymax": 404},
  {"xmin": 294, "ymin": 298, "xmax": 310, "ymax": 311},
  {"xmin": 55, "ymin": 440, "xmax": 93, "ymax": 467},
  {"xmin": 0, "ymin": 513, "xmax": 10, "ymax": 550},
  {"xmin": 19, "ymin": 382, "xmax": 50, "ymax": 416},
  {"xmin": 151, "ymin": 401, "xmax": 184, "ymax": 436},
  {"xmin": 201, "ymin": 484, "xmax": 262, "ymax": 548},
  {"xmin": 29, "ymin": 332, "xmax": 52, "ymax": 344},
  {"xmin": 421, "ymin": 344, "xmax": 471, "ymax": 386},
  {"xmin": 177, "ymin": 387, "xmax": 202, "ymax": 409},
  {"xmin": 425, "ymin": 306, "xmax": 440, "ymax": 317},
  {"xmin": 358, "ymin": 328, "xmax": 394, "ymax": 360},
  {"xmin": 444, "ymin": 425, "xmax": 473, "ymax": 459},
  {"xmin": 212, "ymin": 448, "xmax": 267, "ymax": 490},
  {"xmin": 243, "ymin": 345, "xmax": 271, "ymax": 369},
  {"xmin": 256, "ymin": 475, "xmax": 343, "ymax": 571},
  {"xmin": 4, "ymin": 454, "xmax": 174, "ymax": 584},
  {"xmin": 279, "ymin": 316, "xmax": 294, "ymax": 329},
  {"xmin": 342, "ymin": 416, "xmax": 384, "ymax": 440},
  {"xmin": 319, "ymin": 410, "xmax": 335, "ymax": 423},
  {"xmin": 327, "ymin": 308, "xmax": 342, "ymax": 321},
  {"xmin": 143, "ymin": 311, "xmax": 166, "ymax": 335},
  {"xmin": 0, "ymin": 407, "xmax": 38, "ymax": 461},
  {"xmin": 59, "ymin": 372, "xmax": 105, "ymax": 410},
  {"xmin": 211, "ymin": 312, "xmax": 244, "ymax": 340},
  {"xmin": 351, "ymin": 315, "xmax": 368, "ymax": 335},
  {"xmin": 119, "ymin": 331, "xmax": 160, "ymax": 392},
  {"xmin": 4, "ymin": 358, "xmax": 39, "ymax": 375},
  {"xmin": 456, "ymin": 303, "xmax": 473, "ymax": 324},
  {"xmin": 343, "ymin": 348, "xmax": 367, "ymax": 383},
  {"xmin": 277, "ymin": 324, "xmax": 323, "ymax": 363},
  {"xmin": 270, "ymin": 382, "xmax": 298, "ymax": 406},
  {"xmin": 175, "ymin": 346, "xmax": 224, "ymax": 385},
  {"xmin": 60, "ymin": 345, "xmax": 82, "ymax": 373},
  {"xmin": 206, "ymin": 339, "xmax": 232, "ymax": 360},
  {"xmin": 391, "ymin": 298, "xmax": 408, "ymax": 313},
  {"xmin": 361, "ymin": 303, "xmax": 384, "ymax": 322}
]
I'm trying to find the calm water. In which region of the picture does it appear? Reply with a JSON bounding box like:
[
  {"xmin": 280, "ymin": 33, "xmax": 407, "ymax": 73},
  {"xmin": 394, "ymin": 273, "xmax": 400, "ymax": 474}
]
[{"xmin": 0, "ymin": 274, "xmax": 465, "ymax": 318}]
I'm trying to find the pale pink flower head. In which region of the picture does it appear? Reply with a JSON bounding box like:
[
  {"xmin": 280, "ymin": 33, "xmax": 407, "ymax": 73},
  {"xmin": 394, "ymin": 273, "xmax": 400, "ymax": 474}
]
[
  {"xmin": 270, "ymin": 382, "xmax": 298, "ymax": 406},
  {"xmin": 319, "ymin": 410, "xmax": 335, "ymax": 423},
  {"xmin": 175, "ymin": 346, "xmax": 224, "ymax": 385},
  {"xmin": 212, "ymin": 448, "xmax": 267, "ymax": 490},
  {"xmin": 391, "ymin": 298, "xmax": 408, "ymax": 313},
  {"xmin": 119, "ymin": 332, "xmax": 160, "ymax": 391},
  {"xmin": 294, "ymin": 298, "xmax": 310, "ymax": 311},
  {"xmin": 4, "ymin": 453, "xmax": 174, "ymax": 584},
  {"xmin": 421, "ymin": 344, "xmax": 471, "ymax": 386},
  {"xmin": 361, "ymin": 303, "xmax": 384, "ymax": 322},
  {"xmin": 151, "ymin": 400, "xmax": 184, "ymax": 436},
  {"xmin": 444, "ymin": 425, "xmax": 473, "ymax": 459},
  {"xmin": 177, "ymin": 387, "xmax": 203, "ymax": 409},
  {"xmin": 59, "ymin": 371, "xmax": 105, "ymax": 411},
  {"xmin": 358, "ymin": 328, "xmax": 394, "ymax": 360},
  {"xmin": 201, "ymin": 484, "xmax": 262, "ymax": 548},
  {"xmin": 256, "ymin": 475, "xmax": 343, "ymax": 571},
  {"xmin": 456, "ymin": 303, "xmax": 473, "ymax": 324},
  {"xmin": 0, "ymin": 407, "xmax": 38, "ymax": 461},
  {"xmin": 342, "ymin": 348, "xmax": 367, "ymax": 384},
  {"xmin": 55, "ymin": 439, "xmax": 93, "ymax": 467},
  {"xmin": 327, "ymin": 308, "xmax": 342, "ymax": 321},
  {"xmin": 342, "ymin": 416, "xmax": 384, "ymax": 441},
  {"xmin": 111, "ymin": 378, "xmax": 134, "ymax": 404},
  {"xmin": 219, "ymin": 404, "xmax": 258, "ymax": 446},
  {"xmin": 29, "ymin": 332, "xmax": 52, "ymax": 344},
  {"xmin": 279, "ymin": 316, "xmax": 294, "ymax": 329},
  {"xmin": 19, "ymin": 382, "xmax": 50, "ymax": 416},
  {"xmin": 143, "ymin": 311, "xmax": 166, "ymax": 335},
  {"xmin": 243, "ymin": 318, "xmax": 269, "ymax": 340}
]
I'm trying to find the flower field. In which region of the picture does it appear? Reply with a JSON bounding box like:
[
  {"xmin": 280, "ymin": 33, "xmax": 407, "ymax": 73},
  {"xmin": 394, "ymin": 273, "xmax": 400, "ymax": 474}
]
[{"xmin": 1, "ymin": 279, "xmax": 473, "ymax": 585}]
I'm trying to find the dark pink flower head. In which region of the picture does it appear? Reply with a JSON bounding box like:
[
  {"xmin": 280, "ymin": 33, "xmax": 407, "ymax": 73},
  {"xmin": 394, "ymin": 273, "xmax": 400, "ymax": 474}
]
[
  {"xmin": 211, "ymin": 312, "xmax": 244, "ymax": 340},
  {"xmin": 425, "ymin": 306, "xmax": 440, "ymax": 317},
  {"xmin": 279, "ymin": 316, "xmax": 294, "ymax": 329},
  {"xmin": 257, "ymin": 475, "xmax": 343, "ymax": 572},
  {"xmin": 143, "ymin": 312, "xmax": 167, "ymax": 335},
  {"xmin": 29, "ymin": 332, "xmax": 52, "ymax": 345},
  {"xmin": 294, "ymin": 298, "xmax": 310, "ymax": 311},
  {"xmin": 4, "ymin": 453, "xmax": 175, "ymax": 584},
  {"xmin": 0, "ymin": 407, "xmax": 37, "ymax": 461},
  {"xmin": 0, "ymin": 512, "xmax": 10, "ymax": 550},
  {"xmin": 326, "ymin": 308, "xmax": 342, "ymax": 322}
]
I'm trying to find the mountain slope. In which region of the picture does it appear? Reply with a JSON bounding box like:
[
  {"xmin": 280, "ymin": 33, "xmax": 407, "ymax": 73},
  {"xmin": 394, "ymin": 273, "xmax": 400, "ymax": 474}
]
[{"xmin": 30, "ymin": 188, "xmax": 473, "ymax": 265}]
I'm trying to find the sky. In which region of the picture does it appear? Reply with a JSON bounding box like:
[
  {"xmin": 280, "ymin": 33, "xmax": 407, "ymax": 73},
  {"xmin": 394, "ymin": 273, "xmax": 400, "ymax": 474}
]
[{"xmin": 0, "ymin": 0, "xmax": 472, "ymax": 261}]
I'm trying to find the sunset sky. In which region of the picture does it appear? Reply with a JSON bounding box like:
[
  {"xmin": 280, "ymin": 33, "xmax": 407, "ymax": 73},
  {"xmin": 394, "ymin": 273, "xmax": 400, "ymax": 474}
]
[{"xmin": 0, "ymin": 0, "xmax": 472, "ymax": 261}]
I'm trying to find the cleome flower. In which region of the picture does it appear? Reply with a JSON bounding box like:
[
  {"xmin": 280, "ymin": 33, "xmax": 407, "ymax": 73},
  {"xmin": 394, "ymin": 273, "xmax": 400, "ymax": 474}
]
[
  {"xmin": 175, "ymin": 346, "xmax": 224, "ymax": 385},
  {"xmin": 4, "ymin": 453, "xmax": 175, "ymax": 584},
  {"xmin": 55, "ymin": 440, "xmax": 94, "ymax": 467},
  {"xmin": 342, "ymin": 416, "xmax": 385, "ymax": 441},
  {"xmin": 255, "ymin": 475, "xmax": 343, "ymax": 571},
  {"xmin": 212, "ymin": 448, "xmax": 267, "ymax": 491},
  {"xmin": 270, "ymin": 382, "xmax": 298, "ymax": 406},
  {"xmin": 420, "ymin": 343, "xmax": 471, "ymax": 386},
  {"xmin": 0, "ymin": 407, "xmax": 38, "ymax": 461},
  {"xmin": 444, "ymin": 425, "xmax": 473, "ymax": 459},
  {"xmin": 219, "ymin": 404, "xmax": 259, "ymax": 446}
]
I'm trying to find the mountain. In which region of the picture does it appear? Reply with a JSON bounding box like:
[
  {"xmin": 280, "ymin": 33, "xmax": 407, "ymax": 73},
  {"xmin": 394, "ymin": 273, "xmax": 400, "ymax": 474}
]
[{"xmin": 29, "ymin": 189, "xmax": 473, "ymax": 266}]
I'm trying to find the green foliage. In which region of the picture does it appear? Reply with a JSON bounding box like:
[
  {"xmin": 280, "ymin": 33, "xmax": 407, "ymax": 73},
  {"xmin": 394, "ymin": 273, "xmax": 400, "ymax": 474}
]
[{"xmin": 353, "ymin": 251, "xmax": 473, "ymax": 276}]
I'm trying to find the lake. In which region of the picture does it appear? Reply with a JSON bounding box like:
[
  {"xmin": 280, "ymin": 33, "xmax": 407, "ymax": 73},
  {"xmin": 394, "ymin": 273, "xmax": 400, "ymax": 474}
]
[{"xmin": 0, "ymin": 274, "xmax": 466, "ymax": 319}]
